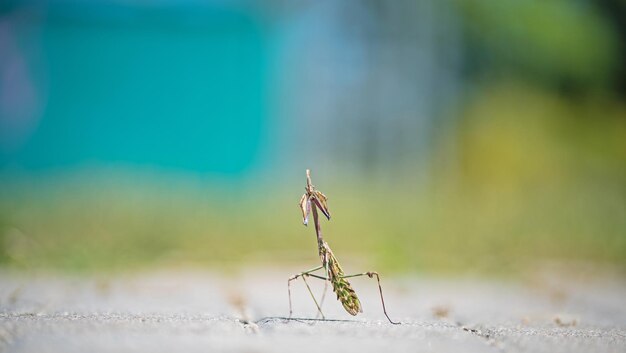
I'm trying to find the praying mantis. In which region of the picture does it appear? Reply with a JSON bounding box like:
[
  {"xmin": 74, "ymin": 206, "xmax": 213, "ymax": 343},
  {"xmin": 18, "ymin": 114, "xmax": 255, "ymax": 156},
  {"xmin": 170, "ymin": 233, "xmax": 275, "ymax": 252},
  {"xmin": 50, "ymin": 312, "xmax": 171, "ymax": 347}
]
[{"xmin": 287, "ymin": 169, "xmax": 400, "ymax": 324}]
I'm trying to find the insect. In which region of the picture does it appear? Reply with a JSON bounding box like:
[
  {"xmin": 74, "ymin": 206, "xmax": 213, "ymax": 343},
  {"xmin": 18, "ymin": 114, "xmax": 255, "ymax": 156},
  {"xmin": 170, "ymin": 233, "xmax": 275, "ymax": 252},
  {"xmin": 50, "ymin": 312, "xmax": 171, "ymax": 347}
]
[{"xmin": 287, "ymin": 169, "xmax": 400, "ymax": 324}]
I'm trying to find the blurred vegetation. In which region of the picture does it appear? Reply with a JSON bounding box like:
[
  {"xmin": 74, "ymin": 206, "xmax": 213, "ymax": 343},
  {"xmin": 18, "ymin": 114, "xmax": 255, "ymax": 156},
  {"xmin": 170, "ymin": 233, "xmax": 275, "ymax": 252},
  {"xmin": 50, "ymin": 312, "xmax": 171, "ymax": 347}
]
[
  {"xmin": 460, "ymin": 0, "xmax": 618, "ymax": 88},
  {"xmin": 0, "ymin": 81, "xmax": 624, "ymax": 275}
]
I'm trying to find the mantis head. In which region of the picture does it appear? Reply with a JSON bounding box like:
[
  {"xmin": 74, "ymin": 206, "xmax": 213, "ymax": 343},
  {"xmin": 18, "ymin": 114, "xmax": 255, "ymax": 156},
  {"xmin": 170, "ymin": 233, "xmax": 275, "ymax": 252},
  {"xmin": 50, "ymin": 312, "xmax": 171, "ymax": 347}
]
[{"xmin": 299, "ymin": 169, "xmax": 331, "ymax": 225}]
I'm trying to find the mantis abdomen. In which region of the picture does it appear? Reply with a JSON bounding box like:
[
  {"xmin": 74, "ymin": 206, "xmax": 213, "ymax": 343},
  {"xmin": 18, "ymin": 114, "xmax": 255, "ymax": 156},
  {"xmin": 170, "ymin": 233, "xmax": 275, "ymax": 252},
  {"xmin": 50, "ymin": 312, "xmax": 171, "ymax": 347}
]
[
  {"xmin": 323, "ymin": 242, "xmax": 362, "ymax": 315},
  {"xmin": 331, "ymin": 275, "xmax": 362, "ymax": 315}
]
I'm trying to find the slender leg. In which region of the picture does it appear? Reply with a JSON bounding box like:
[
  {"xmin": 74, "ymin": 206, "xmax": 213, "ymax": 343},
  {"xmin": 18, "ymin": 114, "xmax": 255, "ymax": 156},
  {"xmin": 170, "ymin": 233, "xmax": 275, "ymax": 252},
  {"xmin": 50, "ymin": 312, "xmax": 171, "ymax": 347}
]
[
  {"xmin": 288, "ymin": 266, "xmax": 325, "ymax": 318},
  {"xmin": 340, "ymin": 271, "xmax": 400, "ymax": 325},
  {"xmin": 301, "ymin": 276, "xmax": 325, "ymax": 319},
  {"xmin": 315, "ymin": 279, "xmax": 329, "ymax": 320}
]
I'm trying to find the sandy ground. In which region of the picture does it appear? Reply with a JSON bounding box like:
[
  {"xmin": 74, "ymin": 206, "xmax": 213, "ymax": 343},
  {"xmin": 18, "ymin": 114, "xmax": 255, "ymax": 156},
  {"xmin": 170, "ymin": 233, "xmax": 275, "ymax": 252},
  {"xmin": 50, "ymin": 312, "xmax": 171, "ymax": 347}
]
[{"xmin": 0, "ymin": 268, "xmax": 625, "ymax": 353}]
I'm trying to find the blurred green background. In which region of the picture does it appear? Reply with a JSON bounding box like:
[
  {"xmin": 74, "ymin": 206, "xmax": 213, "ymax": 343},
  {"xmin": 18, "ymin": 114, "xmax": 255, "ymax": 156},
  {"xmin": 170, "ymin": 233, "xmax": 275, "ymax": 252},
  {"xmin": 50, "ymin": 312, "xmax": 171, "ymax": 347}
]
[{"xmin": 0, "ymin": 0, "xmax": 624, "ymax": 275}]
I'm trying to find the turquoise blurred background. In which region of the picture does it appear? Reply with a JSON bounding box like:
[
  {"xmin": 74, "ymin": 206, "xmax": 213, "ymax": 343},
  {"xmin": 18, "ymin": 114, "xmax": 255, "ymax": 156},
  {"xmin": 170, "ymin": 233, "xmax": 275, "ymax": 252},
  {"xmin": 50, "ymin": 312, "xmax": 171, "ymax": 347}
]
[
  {"xmin": 0, "ymin": 0, "xmax": 624, "ymax": 274},
  {"xmin": 1, "ymin": 2, "xmax": 267, "ymax": 174}
]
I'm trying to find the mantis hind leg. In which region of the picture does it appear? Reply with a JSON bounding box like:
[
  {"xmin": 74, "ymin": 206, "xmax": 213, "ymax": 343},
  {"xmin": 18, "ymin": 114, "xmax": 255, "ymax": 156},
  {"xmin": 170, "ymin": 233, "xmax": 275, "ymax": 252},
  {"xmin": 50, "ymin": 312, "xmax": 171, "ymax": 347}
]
[
  {"xmin": 315, "ymin": 279, "xmax": 329, "ymax": 320},
  {"xmin": 287, "ymin": 266, "xmax": 329, "ymax": 319},
  {"xmin": 340, "ymin": 271, "xmax": 400, "ymax": 325}
]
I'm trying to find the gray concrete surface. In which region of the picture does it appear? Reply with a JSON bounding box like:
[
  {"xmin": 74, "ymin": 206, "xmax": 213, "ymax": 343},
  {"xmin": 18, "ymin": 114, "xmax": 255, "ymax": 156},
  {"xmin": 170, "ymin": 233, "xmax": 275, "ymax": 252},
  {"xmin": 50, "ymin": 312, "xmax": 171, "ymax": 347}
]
[{"xmin": 0, "ymin": 268, "xmax": 625, "ymax": 353}]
